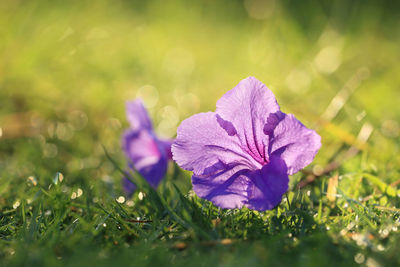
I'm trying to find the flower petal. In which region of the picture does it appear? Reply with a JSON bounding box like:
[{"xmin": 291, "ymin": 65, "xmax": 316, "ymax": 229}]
[
  {"xmin": 192, "ymin": 157, "xmax": 288, "ymax": 211},
  {"xmin": 245, "ymin": 156, "xmax": 289, "ymax": 211},
  {"xmin": 192, "ymin": 164, "xmax": 252, "ymax": 209},
  {"xmin": 158, "ymin": 139, "xmax": 174, "ymax": 160},
  {"xmin": 216, "ymin": 77, "xmax": 281, "ymax": 165},
  {"xmin": 270, "ymin": 114, "xmax": 321, "ymax": 175},
  {"xmin": 172, "ymin": 112, "xmax": 259, "ymax": 176},
  {"xmin": 122, "ymin": 130, "xmax": 168, "ymax": 188},
  {"xmin": 126, "ymin": 100, "xmax": 153, "ymax": 132}
]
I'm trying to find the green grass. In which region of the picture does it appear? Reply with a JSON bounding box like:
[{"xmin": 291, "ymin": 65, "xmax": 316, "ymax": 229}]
[{"xmin": 1, "ymin": 0, "xmax": 400, "ymax": 266}]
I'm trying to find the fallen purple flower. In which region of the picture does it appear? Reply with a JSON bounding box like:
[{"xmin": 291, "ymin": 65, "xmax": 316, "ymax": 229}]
[
  {"xmin": 122, "ymin": 99, "xmax": 173, "ymax": 196},
  {"xmin": 172, "ymin": 77, "xmax": 321, "ymax": 211}
]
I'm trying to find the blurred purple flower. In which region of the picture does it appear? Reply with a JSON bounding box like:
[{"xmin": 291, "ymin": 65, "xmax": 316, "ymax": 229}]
[
  {"xmin": 172, "ymin": 77, "xmax": 321, "ymax": 211},
  {"xmin": 122, "ymin": 99, "xmax": 173, "ymax": 197}
]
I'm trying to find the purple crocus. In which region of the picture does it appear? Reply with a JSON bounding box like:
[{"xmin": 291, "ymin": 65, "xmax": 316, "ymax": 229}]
[
  {"xmin": 122, "ymin": 99, "xmax": 173, "ymax": 196},
  {"xmin": 172, "ymin": 77, "xmax": 321, "ymax": 211}
]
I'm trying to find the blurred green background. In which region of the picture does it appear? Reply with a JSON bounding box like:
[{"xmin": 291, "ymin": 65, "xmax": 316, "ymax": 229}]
[
  {"xmin": 1, "ymin": 1, "xmax": 400, "ymax": 266},
  {"xmin": 1, "ymin": 0, "xmax": 399, "ymax": 197}
]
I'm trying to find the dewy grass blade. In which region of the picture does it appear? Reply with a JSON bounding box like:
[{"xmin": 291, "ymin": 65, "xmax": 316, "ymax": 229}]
[
  {"xmin": 362, "ymin": 173, "xmax": 399, "ymax": 197},
  {"xmin": 95, "ymin": 204, "xmax": 140, "ymax": 237},
  {"xmin": 337, "ymin": 188, "xmax": 376, "ymax": 229},
  {"xmin": 102, "ymin": 144, "xmax": 164, "ymax": 210},
  {"xmin": 171, "ymin": 183, "xmax": 213, "ymax": 239},
  {"xmin": 102, "ymin": 144, "xmax": 208, "ymax": 238}
]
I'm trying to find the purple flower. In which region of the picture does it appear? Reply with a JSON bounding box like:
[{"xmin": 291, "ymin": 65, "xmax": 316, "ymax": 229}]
[
  {"xmin": 172, "ymin": 77, "xmax": 321, "ymax": 211},
  {"xmin": 122, "ymin": 99, "xmax": 173, "ymax": 196}
]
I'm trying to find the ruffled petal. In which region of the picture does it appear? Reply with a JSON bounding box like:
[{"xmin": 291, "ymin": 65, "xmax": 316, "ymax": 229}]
[
  {"xmin": 192, "ymin": 164, "xmax": 252, "ymax": 209},
  {"xmin": 245, "ymin": 156, "xmax": 289, "ymax": 211},
  {"xmin": 192, "ymin": 157, "xmax": 288, "ymax": 211},
  {"xmin": 216, "ymin": 77, "xmax": 281, "ymax": 165},
  {"xmin": 172, "ymin": 112, "xmax": 259, "ymax": 176},
  {"xmin": 270, "ymin": 114, "xmax": 321, "ymax": 175},
  {"xmin": 172, "ymin": 77, "xmax": 321, "ymax": 211},
  {"xmin": 126, "ymin": 100, "xmax": 153, "ymax": 132},
  {"xmin": 122, "ymin": 130, "xmax": 168, "ymax": 188}
]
